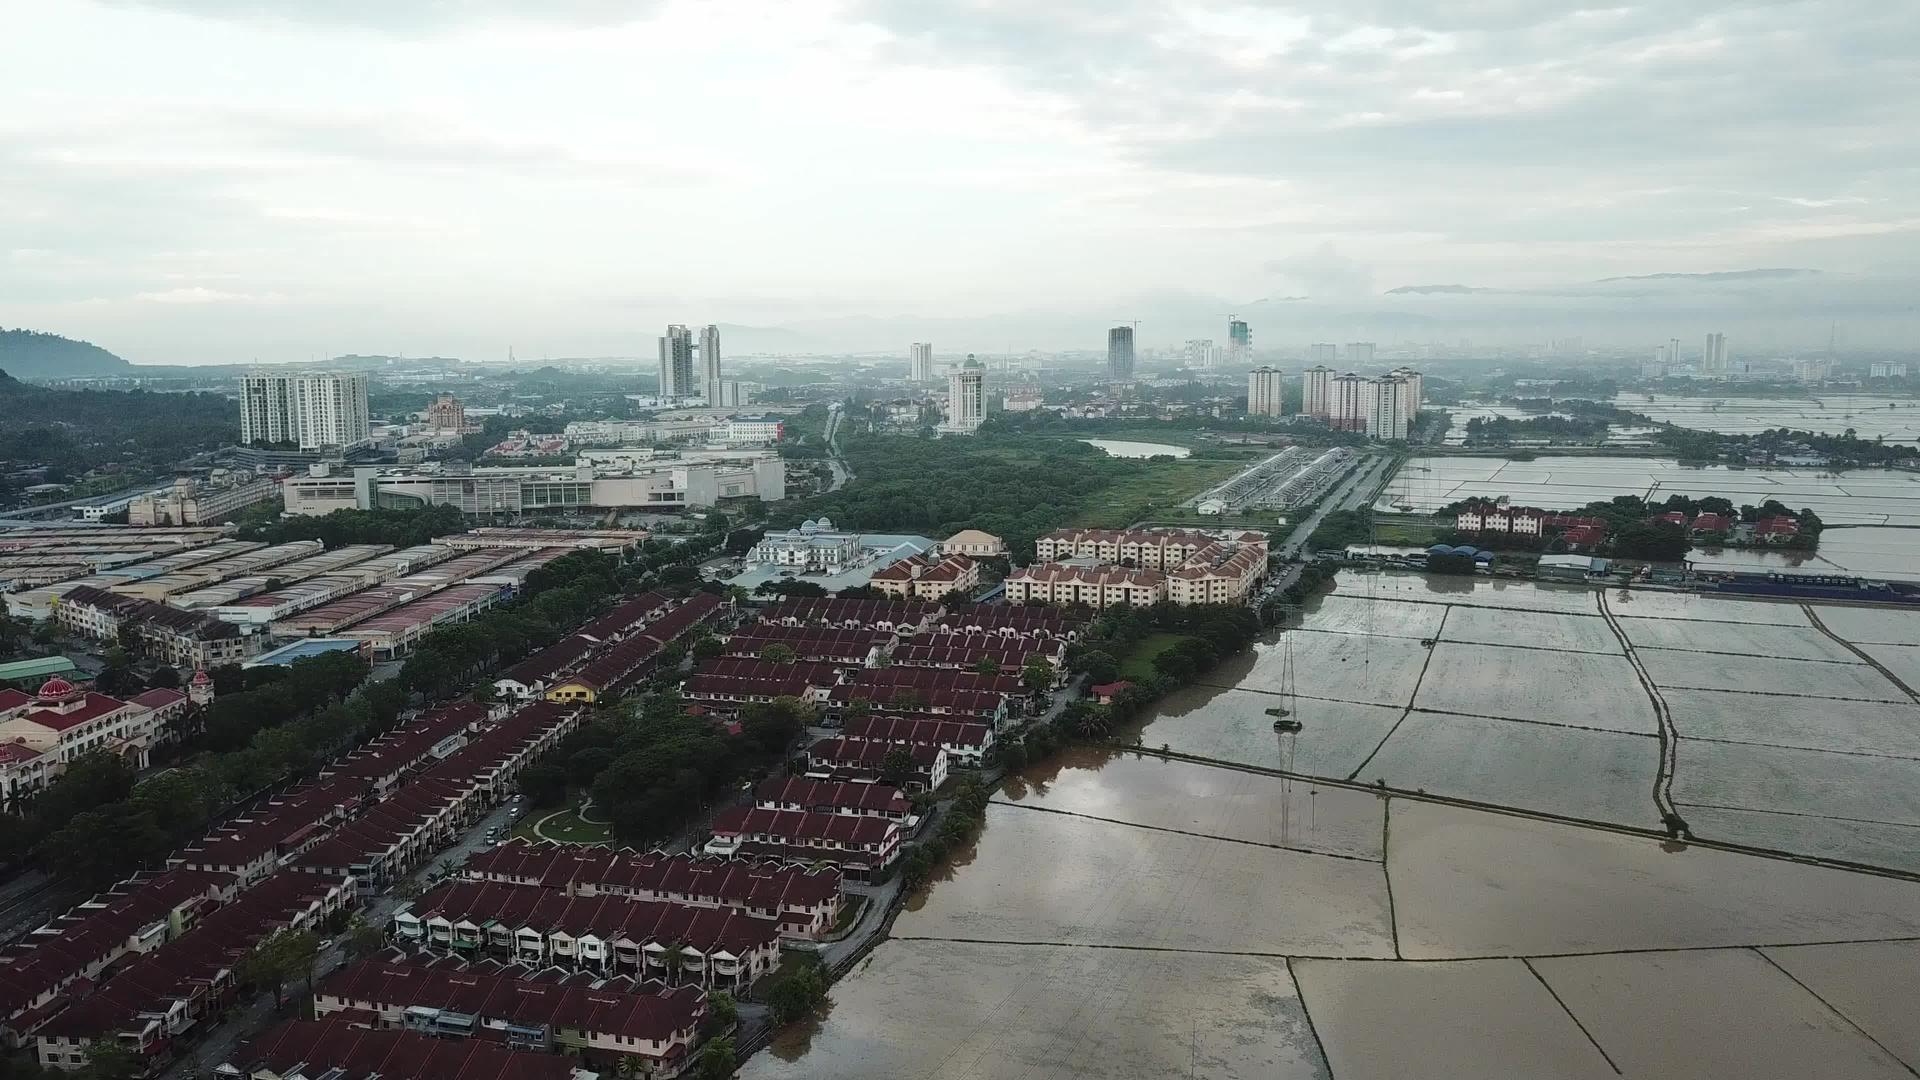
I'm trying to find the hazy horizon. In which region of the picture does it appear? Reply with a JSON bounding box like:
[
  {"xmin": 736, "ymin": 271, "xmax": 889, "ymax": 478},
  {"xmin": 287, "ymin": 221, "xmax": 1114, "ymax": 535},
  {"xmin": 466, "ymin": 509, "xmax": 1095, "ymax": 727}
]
[{"xmin": 5, "ymin": 1, "xmax": 1917, "ymax": 364}]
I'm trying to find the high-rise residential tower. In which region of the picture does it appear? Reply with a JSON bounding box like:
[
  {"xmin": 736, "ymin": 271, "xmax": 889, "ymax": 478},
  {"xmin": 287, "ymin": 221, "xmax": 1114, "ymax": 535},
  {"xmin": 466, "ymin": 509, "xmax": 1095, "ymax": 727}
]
[
  {"xmin": 1247, "ymin": 367, "xmax": 1286, "ymax": 417},
  {"xmin": 1387, "ymin": 367, "xmax": 1423, "ymax": 424},
  {"xmin": 1368, "ymin": 375, "xmax": 1411, "ymax": 440},
  {"xmin": 910, "ymin": 342, "xmax": 934, "ymax": 382},
  {"xmin": 1302, "ymin": 366, "xmax": 1335, "ymax": 420},
  {"xmin": 1309, "ymin": 343, "xmax": 1339, "ymax": 366},
  {"xmin": 943, "ymin": 354, "xmax": 986, "ymax": 434},
  {"xmin": 1346, "ymin": 342, "xmax": 1376, "ymax": 367},
  {"xmin": 239, "ymin": 372, "xmax": 369, "ymax": 450},
  {"xmin": 1228, "ymin": 319, "xmax": 1252, "ymax": 367},
  {"xmin": 658, "ymin": 324, "xmax": 694, "ymax": 400},
  {"xmin": 700, "ymin": 324, "xmax": 723, "ymax": 405},
  {"xmin": 1107, "ymin": 326, "xmax": 1136, "ymax": 381},
  {"xmin": 1703, "ymin": 332, "xmax": 1728, "ymax": 375},
  {"xmin": 1329, "ymin": 372, "xmax": 1374, "ymax": 432},
  {"xmin": 1185, "ymin": 339, "xmax": 1218, "ymax": 370}
]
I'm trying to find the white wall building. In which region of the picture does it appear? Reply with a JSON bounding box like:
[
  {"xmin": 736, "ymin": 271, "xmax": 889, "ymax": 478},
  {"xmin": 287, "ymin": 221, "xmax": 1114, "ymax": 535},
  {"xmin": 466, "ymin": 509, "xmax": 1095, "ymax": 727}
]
[
  {"xmin": 240, "ymin": 372, "xmax": 370, "ymax": 449},
  {"xmin": 1308, "ymin": 343, "xmax": 1339, "ymax": 366},
  {"xmin": 1247, "ymin": 367, "xmax": 1286, "ymax": 417},
  {"xmin": 909, "ymin": 342, "xmax": 934, "ymax": 382},
  {"xmin": 1302, "ymin": 365, "xmax": 1334, "ymax": 420},
  {"xmin": 1329, "ymin": 372, "xmax": 1374, "ymax": 432},
  {"xmin": 1367, "ymin": 376, "xmax": 1410, "ymax": 440},
  {"xmin": 748, "ymin": 518, "xmax": 862, "ymax": 568},
  {"xmin": 1185, "ymin": 339, "xmax": 1219, "ymax": 370},
  {"xmin": 1346, "ymin": 342, "xmax": 1376, "ymax": 367},
  {"xmin": 942, "ymin": 355, "xmax": 985, "ymax": 434}
]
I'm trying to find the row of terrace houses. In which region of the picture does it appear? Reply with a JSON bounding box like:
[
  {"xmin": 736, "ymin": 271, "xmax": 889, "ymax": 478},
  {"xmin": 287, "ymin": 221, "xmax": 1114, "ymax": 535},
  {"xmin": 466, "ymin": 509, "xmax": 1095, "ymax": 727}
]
[
  {"xmin": 458, "ymin": 842, "xmax": 843, "ymax": 940},
  {"xmin": 313, "ymin": 956, "xmax": 705, "ymax": 1078},
  {"xmin": 394, "ymin": 883, "xmax": 783, "ymax": 990}
]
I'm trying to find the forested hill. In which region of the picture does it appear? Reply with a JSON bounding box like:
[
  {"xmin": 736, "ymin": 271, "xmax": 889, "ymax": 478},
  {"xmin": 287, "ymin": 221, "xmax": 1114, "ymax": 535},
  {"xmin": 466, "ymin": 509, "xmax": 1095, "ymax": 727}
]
[{"xmin": 0, "ymin": 329, "xmax": 132, "ymax": 377}]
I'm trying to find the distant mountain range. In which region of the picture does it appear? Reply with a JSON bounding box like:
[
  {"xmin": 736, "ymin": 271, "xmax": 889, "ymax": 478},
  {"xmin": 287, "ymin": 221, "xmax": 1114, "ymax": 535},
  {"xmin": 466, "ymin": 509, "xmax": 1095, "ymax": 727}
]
[{"xmin": 0, "ymin": 329, "xmax": 132, "ymax": 377}]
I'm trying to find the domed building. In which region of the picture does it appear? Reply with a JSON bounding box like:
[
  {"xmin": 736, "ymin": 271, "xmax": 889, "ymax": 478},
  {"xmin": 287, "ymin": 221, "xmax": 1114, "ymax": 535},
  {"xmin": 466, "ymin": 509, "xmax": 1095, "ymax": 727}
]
[
  {"xmin": 748, "ymin": 517, "xmax": 863, "ymax": 570},
  {"xmin": 0, "ymin": 675, "xmax": 180, "ymax": 804}
]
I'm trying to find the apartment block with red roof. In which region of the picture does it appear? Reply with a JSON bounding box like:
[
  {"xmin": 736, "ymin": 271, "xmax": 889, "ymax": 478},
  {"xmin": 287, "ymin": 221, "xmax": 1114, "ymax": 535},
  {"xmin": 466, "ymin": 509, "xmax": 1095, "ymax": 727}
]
[
  {"xmin": 704, "ymin": 807, "xmax": 901, "ymax": 879},
  {"xmin": 869, "ymin": 551, "xmax": 979, "ymax": 601}
]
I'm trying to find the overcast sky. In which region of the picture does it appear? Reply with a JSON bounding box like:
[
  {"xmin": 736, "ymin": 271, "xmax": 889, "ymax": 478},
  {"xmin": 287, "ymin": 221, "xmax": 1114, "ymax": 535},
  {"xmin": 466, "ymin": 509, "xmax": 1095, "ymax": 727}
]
[{"xmin": 4, "ymin": 1, "xmax": 1916, "ymax": 363}]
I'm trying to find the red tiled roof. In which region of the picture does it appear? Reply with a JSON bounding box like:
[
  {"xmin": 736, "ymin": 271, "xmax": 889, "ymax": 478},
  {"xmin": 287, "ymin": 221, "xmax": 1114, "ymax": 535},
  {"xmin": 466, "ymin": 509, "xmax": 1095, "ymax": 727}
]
[
  {"xmin": 842, "ymin": 714, "xmax": 992, "ymax": 750},
  {"xmin": 756, "ymin": 777, "xmax": 911, "ymax": 817},
  {"xmin": 234, "ymin": 1019, "xmax": 580, "ymax": 1080},
  {"xmin": 318, "ymin": 958, "xmax": 703, "ymax": 1046},
  {"xmin": 17, "ymin": 693, "xmax": 133, "ymax": 733},
  {"xmin": 126, "ymin": 688, "xmax": 186, "ymax": 710},
  {"xmin": 708, "ymin": 806, "xmax": 896, "ymax": 848},
  {"xmin": 406, "ymin": 881, "xmax": 781, "ymax": 956},
  {"xmin": 461, "ymin": 842, "xmax": 842, "ymax": 914},
  {"xmin": 807, "ymin": 738, "xmax": 941, "ymax": 770}
]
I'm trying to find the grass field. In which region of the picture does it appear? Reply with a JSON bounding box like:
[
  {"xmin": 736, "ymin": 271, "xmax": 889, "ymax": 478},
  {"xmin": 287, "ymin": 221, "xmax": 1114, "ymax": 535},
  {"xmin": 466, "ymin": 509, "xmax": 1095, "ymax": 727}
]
[
  {"xmin": 1121, "ymin": 633, "xmax": 1197, "ymax": 681},
  {"xmin": 516, "ymin": 800, "xmax": 613, "ymax": 845},
  {"xmin": 1074, "ymin": 459, "xmax": 1244, "ymax": 527},
  {"xmin": 1372, "ymin": 520, "xmax": 1444, "ymax": 545}
]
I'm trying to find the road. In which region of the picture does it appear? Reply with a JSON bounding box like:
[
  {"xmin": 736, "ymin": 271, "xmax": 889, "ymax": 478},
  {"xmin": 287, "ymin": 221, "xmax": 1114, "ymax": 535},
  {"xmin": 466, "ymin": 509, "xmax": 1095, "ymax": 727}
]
[
  {"xmin": 821, "ymin": 404, "xmax": 852, "ymax": 492},
  {"xmin": 1256, "ymin": 453, "xmax": 1397, "ymax": 601}
]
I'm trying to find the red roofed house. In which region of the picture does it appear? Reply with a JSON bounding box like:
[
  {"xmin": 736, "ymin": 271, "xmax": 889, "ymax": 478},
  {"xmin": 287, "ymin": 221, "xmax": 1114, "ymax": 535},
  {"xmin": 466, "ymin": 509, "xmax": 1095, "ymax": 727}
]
[
  {"xmin": 1651, "ymin": 511, "xmax": 1688, "ymax": 527},
  {"xmin": 755, "ymin": 777, "xmax": 914, "ymax": 824},
  {"xmin": 1561, "ymin": 524, "xmax": 1607, "ymax": 550},
  {"xmin": 870, "ymin": 551, "xmax": 979, "ymax": 602},
  {"xmin": 705, "ymin": 807, "xmax": 901, "ymax": 879},
  {"xmin": 227, "ymin": 1019, "xmax": 592, "ymax": 1080},
  {"xmin": 1090, "ymin": 681, "xmax": 1133, "ymax": 705},
  {"xmin": 1689, "ymin": 512, "xmax": 1732, "ymax": 534},
  {"xmin": 1755, "ymin": 516, "xmax": 1802, "ymax": 543}
]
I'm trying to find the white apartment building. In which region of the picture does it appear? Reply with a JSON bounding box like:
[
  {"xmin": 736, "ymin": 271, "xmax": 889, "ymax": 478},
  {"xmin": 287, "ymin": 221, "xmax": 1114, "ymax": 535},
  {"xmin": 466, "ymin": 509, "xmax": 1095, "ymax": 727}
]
[
  {"xmin": 240, "ymin": 373, "xmax": 370, "ymax": 449},
  {"xmin": 1871, "ymin": 362, "xmax": 1909, "ymax": 378},
  {"xmin": 1308, "ymin": 343, "xmax": 1339, "ymax": 366},
  {"xmin": 1247, "ymin": 367, "xmax": 1286, "ymax": 417},
  {"xmin": 1347, "ymin": 342, "xmax": 1376, "ymax": 367},
  {"xmin": 910, "ymin": 342, "xmax": 934, "ymax": 382},
  {"xmin": 1017, "ymin": 527, "xmax": 1269, "ymax": 608},
  {"xmin": 1329, "ymin": 373, "xmax": 1375, "ymax": 432},
  {"xmin": 1368, "ymin": 376, "xmax": 1411, "ymax": 440},
  {"xmin": 942, "ymin": 356, "xmax": 985, "ymax": 434},
  {"xmin": 1703, "ymin": 332, "xmax": 1729, "ymax": 375},
  {"xmin": 1302, "ymin": 365, "xmax": 1334, "ymax": 420},
  {"xmin": 1185, "ymin": 339, "xmax": 1219, "ymax": 370}
]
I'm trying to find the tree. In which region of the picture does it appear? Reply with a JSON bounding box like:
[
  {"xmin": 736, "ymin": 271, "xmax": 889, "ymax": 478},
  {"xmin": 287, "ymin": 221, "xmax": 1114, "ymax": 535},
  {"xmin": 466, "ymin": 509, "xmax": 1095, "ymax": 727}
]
[
  {"xmin": 1021, "ymin": 658, "xmax": 1055, "ymax": 694},
  {"xmin": 695, "ymin": 1036, "xmax": 737, "ymax": 1080},
  {"xmin": 764, "ymin": 955, "xmax": 830, "ymax": 1023},
  {"xmin": 691, "ymin": 636, "xmax": 724, "ymax": 661},
  {"xmin": 759, "ymin": 644, "xmax": 796, "ymax": 664},
  {"xmin": 971, "ymin": 657, "xmax": 1000, "ymax": 677},
  {"xmin": 144, "ymin": 665, "xmax": 181, "ymax": 690},
  {"xmin": 343, "ymin": 915, "xmax": 387, "ymax": 959},
  {"xmin": 239, "ymin": 928, "xmax": 321, "ymax": 1010},
  {"xmin": 1074, "ymin": 650, "xmax": 1119, "ymax": 685},
  {"xmin": 879, "ymin": 746, "xmax": 916, "ymax": 786},
  {"xmin": 77, "ymin": 1040, "xmax": 142, "ymax": 1080},
  {"xmin": 705, "ymin": 990, "xmax": 739, "ymax": 1034},
  {"xmin": 517, "ymin": 761, "xmax": 568, "ymax": 807}
]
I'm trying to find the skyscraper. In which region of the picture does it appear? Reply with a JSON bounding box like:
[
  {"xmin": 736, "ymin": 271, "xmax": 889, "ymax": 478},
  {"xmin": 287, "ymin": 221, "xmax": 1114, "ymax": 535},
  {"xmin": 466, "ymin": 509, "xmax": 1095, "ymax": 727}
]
[
  {"xmin": 239, "ymin": 372, "xmax": 370, "ymax": 450},
  {"xmin": 1247, "ymin": 367, "xmax": 1286, "ymax": 417},
  {"xmin": 1228, "ymin": 319, "xmax": 1252, "ymax": 366},
  {"xmin": 1309, "ymin": 343, "xmax": 1338, "ymax": 366},
  {"xmin": 658, "ymin": 324, "xmax": 694, "ymax": 400},
  {"xmin": 700, "ymin": 324, "xmax": 723, "ymax": 405},
  {"xmin": 943, "ymin": 354, "xmax": 986, "ymax": 434},
  {"xmin": 910, "ymin": 342, "xmax": 934, "ymax": 382},
  {"xmin": 1670, "ymin": 338, "xmax": 1683, "ymax": 372},
  {"xmin": 1185, "ymin": 339, "xmax": 1218, "ymax": 370},
  {"xmin": 1346, "ymin": 342, "xmax": 1376, "ymax": 367},
  {"xmin": 1107, "ymin": 326, "xmax": 1135, "ymax": 381},
  {"xmin": 1703, "ymin": 332, "xmax": 1728, "ymax": 375},
  {"xmin": 1302, "ymin": 366, "xmax": 1335, "ymax": 420}
]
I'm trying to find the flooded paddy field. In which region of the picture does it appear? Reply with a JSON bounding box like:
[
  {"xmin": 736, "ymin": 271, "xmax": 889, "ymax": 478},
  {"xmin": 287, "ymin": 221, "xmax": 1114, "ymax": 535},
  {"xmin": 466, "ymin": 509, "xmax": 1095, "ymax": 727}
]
[
  {"xmin": 1213, "ymin": 628, "xmax": 1431, "ymax": 708},
  {"xmin": 1603, "ymin": 587, "xmax": 1812, "ymax": 624},
  {"xmin": 1380, "ymin": 454, "xmax": 1920, "ymax": 526},
  {"xmin": 1662, "ymin": 689, "xmax": 1920, "ymax": 757},
  {"xmin": 1292, "ymin": 959, "xmax": 1619, "ymax": 1080},
  {"xmin": 1360, "ymin": 712, "xmax": 1657, "ymax": 823},
  {"xmin": 752, "ymin": 764, "xmax": 1920, "ymax": 1079},
  {"xmin": 1414, "ymin": 642, "xmax": 1656, "ymax": 732},
  {"xmin": 1688, "ymin": 525, "xmax": 1920, "ymax": 578},
  {"xmin": 1809, "ymin": 603, "xmax": 1920, "ymax": 644},
  {"xmin": 1125, "ymin": 685, "xmax": 1402, "ymax": 778},
  {"xmin": 1614, "ymin": 615, "xmax": 1860, "ymax": 662},
  {"xmin": 1530, "ymin": 948, "xmax": 1917, "ymax": 1079},
  {"xmin": 1611, "ymin": 392, "xmax": 1920, "ymax": 447},
  {"xmin": 894, "ymin": 801, "xmax": 1396, "ymax": 956},
  {"xmin": 1331, "ymin": 570, "xmax": 1600, "ymax": 613},
  {"xmin": 1435, "ymin": 604, "xmax": 1621, "ymax": 654},
  {"xmin": 1860, "ymin": 642, "xmax": 1920, "ymax": 687},
  {"xmin": 742, "ymin": 940, "xmax": 1328, "ymax": 1080},
  {"xmin": 1637, "ymin": 647, "xmax": 1906, "ymax": 700},
  {"xmin": 998, "ymin": 750, "xmax": 1384, "ymax": 860}
]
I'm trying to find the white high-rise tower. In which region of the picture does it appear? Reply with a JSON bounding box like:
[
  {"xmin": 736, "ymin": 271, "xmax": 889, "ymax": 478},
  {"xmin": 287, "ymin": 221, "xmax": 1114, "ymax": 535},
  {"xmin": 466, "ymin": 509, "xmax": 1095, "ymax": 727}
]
[
  {"xmin": 700, "ymin": 324, "xmax": 723, "ymax": 405},
  {"xmin": 658, "ymin": 324, "xmax": 694, "ymax": 400},
  {"xmin": 1247, "ymin": 367, "xmax": 1286, "ymax": 417},
  {"xmin": 943, "ymin": 354, "xmax": 986, "ymax": 434},
  {"xmin": 910, "ymin": 342, "xmax": 934, "ymax": 382}
]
